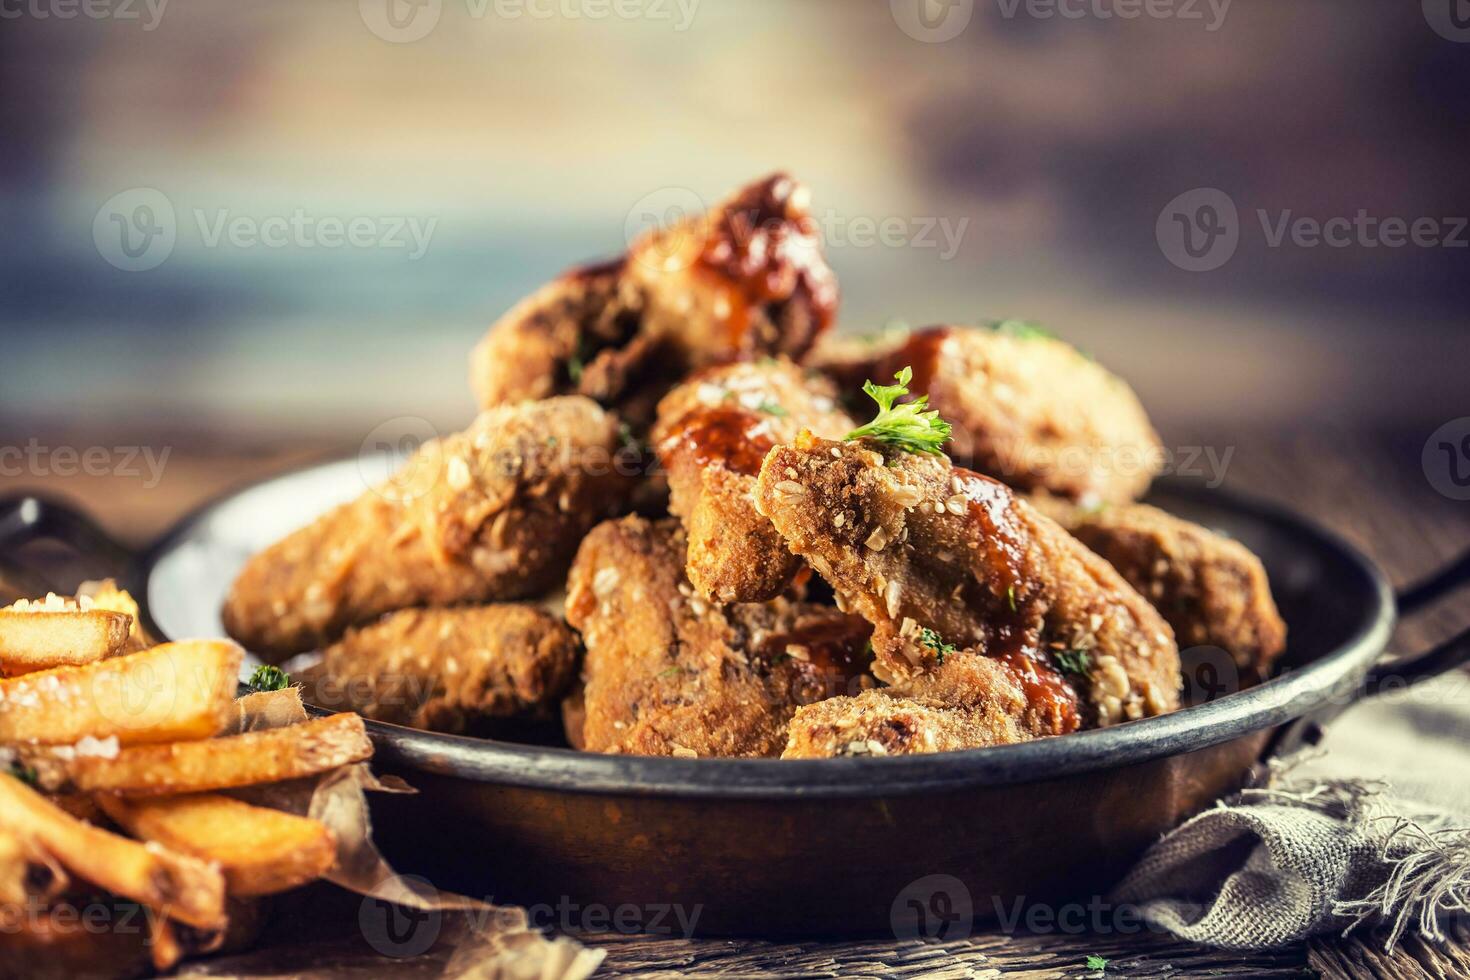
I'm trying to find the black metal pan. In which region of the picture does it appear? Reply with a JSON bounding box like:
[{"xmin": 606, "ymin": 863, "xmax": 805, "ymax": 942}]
[{"xmin": 2, "ymin": 463, "xmax": 1467, "ymax": 937}]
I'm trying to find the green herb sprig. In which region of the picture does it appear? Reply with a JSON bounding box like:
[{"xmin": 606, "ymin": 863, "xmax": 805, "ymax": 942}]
[
  {"xmin": 1052, "ymin": 650, "xmax": 1092, "ymax": 676},
  {"xmin": 844, "ymin": 367, "xmax": 951, "ymax": 456},
  {"xmin": 247, "ymin": 665, "xmax": 292, "ymax": 692}
]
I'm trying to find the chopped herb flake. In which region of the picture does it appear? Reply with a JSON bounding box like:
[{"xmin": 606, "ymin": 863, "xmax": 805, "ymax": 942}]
[
  {"xmin": 1053, "ymin": 650, "xmax": 1092, "ymax": 675},
  {"xmin": 757, "ymin": 401, "xmax": 788, "ymax": 417},
  {"xmin": 917, "ymin": 627, "xmax": 955, "ymax": 664},
  {"xmin": 8, "ymin": 761, "xmax": 39, "ymax": 787},
  {"xmin": 1085, "ymin": 954, "xmax": 1109, "ymax": 972}
]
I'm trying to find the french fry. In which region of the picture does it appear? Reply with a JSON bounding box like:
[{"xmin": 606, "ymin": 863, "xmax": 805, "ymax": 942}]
[
  {"xmin": 0, "ymin": 595, "xmax": 132, "ymax": 676},
  {"xmin": 0, "ymin": 773, "xmax": 226, "ymax": 931},
  {"xmin": 77, "ymin": 580, "xmax": 154, "ymax": 652},
  {"xmin": 0, "ymin": 640, "xmax": 241, "ymax": 746},
  {"xmin": 0, "ymin": 829, "xmax": 68, "ymax": 909},
  {"xmin": 97, "ymin": 793, "xmax": 338, "ymax": 897},
  {"xmin": 70, "ymin": 712, "xmax": 372, "ymax": 796}
]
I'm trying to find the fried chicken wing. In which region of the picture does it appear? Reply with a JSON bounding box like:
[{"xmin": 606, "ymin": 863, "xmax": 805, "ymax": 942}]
[
  {"xmin": 652, "ymin": 359, "xmax": 854, "ymax": 603},
  {"xmin": 471, "ymin": 173, "xmax": 838, "ymax": 428},
  {"xmin": 754, "ymin": 433, "xmax": 1179, "ymax": 746},
  {"xmin": 222, "ymin": 397, "xmax": 637, "ymax": 658},
  {"xmin": 783, "ymin": 656, "xmax": 1035, "ymax": 758},
  {"xmin": 565, "ymin": 516, "xmax": 872, "ymax": 757},
  {"xmin": 1031, "ymin": 496, "xmax": 1287, "ymax": 685},
  {"xmin": 820, "ymin": 325, "xmax": 1163, "ymax": 505},
  {"xmin": 306, "ymin": 605, "xmax": 579, "ymax": 733}
]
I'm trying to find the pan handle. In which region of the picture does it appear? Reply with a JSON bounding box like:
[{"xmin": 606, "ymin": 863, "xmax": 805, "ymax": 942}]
[
  {"xmin": 0, "ymin": 494, "xmax": 136, "ymax": 594},
  {"xmin": 1359, "ymin": 547, "xmax": 1470, "ymax": 697}
]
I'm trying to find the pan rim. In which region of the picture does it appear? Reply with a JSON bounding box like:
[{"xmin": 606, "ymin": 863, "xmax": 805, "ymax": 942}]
[{"xmin": 139, "ymin": 462, "xmax": 1396, "ymax": 800}]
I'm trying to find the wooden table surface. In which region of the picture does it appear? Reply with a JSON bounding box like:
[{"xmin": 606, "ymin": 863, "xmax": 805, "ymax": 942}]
[{"xmin": 3, "ymin": 421, "xmax": 1468, "ymax": 979}]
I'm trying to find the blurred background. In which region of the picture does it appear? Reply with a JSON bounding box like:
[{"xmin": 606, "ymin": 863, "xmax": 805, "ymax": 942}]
[{"xmin": 2, "ymin": 0, "xmax": 1468, "ymax": 542}]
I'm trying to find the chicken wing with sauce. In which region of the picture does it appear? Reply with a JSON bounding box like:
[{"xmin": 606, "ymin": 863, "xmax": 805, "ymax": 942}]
[
  {"xmin": 652, "ymin": 359, "xmax": 854, "ymax": 603},
  {"xmin": 816, "ymin": 325, "xmax": 1163, "ymax": 506},
  {"xmin": 1030, "ymin": 495, "xmax": 1286, "ymax": 687},
  {"xmin": 222, "ymin": 397, "xmax": 638, "ymax": 658},
  {"xmin": 753, "ymin": 433, "xmax": 1179, "ymax": 754},
  {"xmin": 564, "ymin": 516, "xmax": 873, "ymax": 757},
  {"xmin": 471, "ymin": 173, "xmax": 838, "ymax": 430}
]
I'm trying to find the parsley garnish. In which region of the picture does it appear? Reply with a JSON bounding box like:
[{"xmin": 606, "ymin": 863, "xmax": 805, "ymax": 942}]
[
  {"xmin": 1085, "ymin": 954, "xmax": 1109, "ymax": 972},
  {"xmin": 247, "ymin": 665, "xmax": 291, "ymax": 692},
  {"xmin": 757, "ymin": 400, "xmax": 788, "ymax": 417},
  {"xmin": 8, "ymin": 761, "xmax": 39, "ymax": 787},
  {"xmin": 989, "ymin": 319, "xmax": 1053, "ymax": 341},
  {"xmin": 844, "ymin": 367, "xmax": 951, "ymax": 456},
  {"xmin": 1006, "ymin": 585, "xmax": 1018, "ymax": 612},
  {"xmin": 1053, "ymin": 650, "xmax": 1092, "ymax": 675},
  {"xmin": 567, "ymin": 355, "xmax": 584, "ymax": 384},
  {"xmin": 917, "ymin": 627, "xmax": 955, "ymax": 664}
]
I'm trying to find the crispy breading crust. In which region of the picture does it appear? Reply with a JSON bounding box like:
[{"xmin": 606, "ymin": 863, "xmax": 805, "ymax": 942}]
[
  {"xmin": 652, "ymin": 359, "xmax": 853, "ymax": 602},
  {"xmin": 565, "ymin": 516, "xmax": 872, "ymax": 757},
  {"xmin": 471, "ymin": 174, "xmax": 838, "ymax": 429},
  {"xmin": 823, "ymin": 325, "xmax": 1163, "ymax": 505},
  {"xmin": 754, "ymin": 434, "xmax": 1179, "ymax": 738},
  {"xmin": 783, "ymin": 655, "xmax": 1036, "ymax": 758},
  {"xmin": 313, "ymin": 604, "xmax": 580, "ymax": 732},
  {"xmin": 1032, "ymin": 495, "xmax": 1287, "ymax": 685},
  {"xmin": 222, "ymin": 396, "xmax": 637, "ymax": 657}
]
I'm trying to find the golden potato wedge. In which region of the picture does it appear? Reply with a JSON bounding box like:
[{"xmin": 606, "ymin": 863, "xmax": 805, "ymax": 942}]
[
  {"xmin": 71, "ymin": 712, "xmax": 372, "ymax": 796},
  {"xmin": 0, "ymin": 640, "xmax": 241, "ymax": 746},
  {"xmin": 0, "ymin": 602, "xmax": 131, "ymax": 676},
  {"xmin": 0, "ymin": 773, "xmax": 225, "ymax": 931},
  {"xmin": 77, "ymin": 580, "xmax": 153, "ymax": 652},
  {"xmin": 0, "ymin": 903, "xmax": 154, "ymax": 980},
  {"xmin": 97, "ymin": 793, "xmax": 337, "ymax": 897}
]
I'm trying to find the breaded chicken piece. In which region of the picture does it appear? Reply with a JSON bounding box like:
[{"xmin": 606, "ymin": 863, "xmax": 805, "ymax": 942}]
[
  {"xmin": 754, "ymin": 434, "xmax": 1180, "ymax": 739},
  {"xmin": 222, "ymin": 397, "xmax": 637, "ymax": 658},
  {"xmin": 565, "ymin": 516, "xmax": 873, "ymax": 758},
  {"xmin": 471, "ymin": 173, "xmax": 838, "ymax": 429},
  {"xmin": 1030, "ymin": 496, "xmax": 1287, "ymax": 685},
  {"xmin": 783, "ymin": 656, "xmax": 1035, "ymax": 758},
  {"xmin": 306, "ymin": 605, "xmax": 579, "ymax": 733},
  {"xmin": 821, "ymin": 325, "xmax": 1163, "ymax": 506},
  {"xmin": 652, "ymin": 359, "xmax": 854, "ymax": 603}
]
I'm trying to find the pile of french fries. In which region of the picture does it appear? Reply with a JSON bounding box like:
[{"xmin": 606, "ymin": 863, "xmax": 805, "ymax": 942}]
[{"xmin": 0, "ymin": 582, "xmax": 374, "ymax": 979}]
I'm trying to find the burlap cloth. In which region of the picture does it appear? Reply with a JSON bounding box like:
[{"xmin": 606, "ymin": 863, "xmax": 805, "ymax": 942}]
[{"xmin": 1112, "ymin": 670, "xmax": 1470, "ymax": 950}]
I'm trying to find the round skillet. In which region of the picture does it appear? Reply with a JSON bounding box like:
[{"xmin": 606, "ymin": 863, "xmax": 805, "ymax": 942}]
[{"xmin": 2, "ymin": 466, "xmax": 1467, "ymax": 937}]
